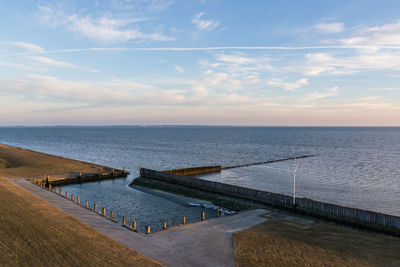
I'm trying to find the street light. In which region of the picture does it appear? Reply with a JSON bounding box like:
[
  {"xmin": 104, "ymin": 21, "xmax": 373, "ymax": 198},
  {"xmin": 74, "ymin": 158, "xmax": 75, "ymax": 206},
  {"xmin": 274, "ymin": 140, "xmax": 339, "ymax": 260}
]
[{"xmin": 293, "ymin": 157, "xmax": 298, "ymax": 207}]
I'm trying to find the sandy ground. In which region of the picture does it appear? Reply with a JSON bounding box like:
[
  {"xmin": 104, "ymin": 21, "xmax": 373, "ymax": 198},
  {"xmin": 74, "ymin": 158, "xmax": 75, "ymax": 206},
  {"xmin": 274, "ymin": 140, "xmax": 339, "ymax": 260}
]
[{"xmin": 0, "ymin": 144, "xmax": 161, "ymax": 266}]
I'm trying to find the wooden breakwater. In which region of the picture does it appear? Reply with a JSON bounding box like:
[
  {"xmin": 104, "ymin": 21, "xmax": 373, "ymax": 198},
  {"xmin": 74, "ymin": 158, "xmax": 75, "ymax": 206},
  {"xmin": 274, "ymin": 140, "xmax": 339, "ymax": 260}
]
[
  {"xmin": 163, "ymin": 166, "xmax": 221, "ymax": 176},
  {"xmin": 139, "ymin": 167, "xmax": 400, "ymax": 237},
  {"xmin": 30, "ymin": 169, "xmax": 128, "ymax": 187},
  {"xmin": 222, "ymin": 154, "xmax": 315, "ymax": 170}
]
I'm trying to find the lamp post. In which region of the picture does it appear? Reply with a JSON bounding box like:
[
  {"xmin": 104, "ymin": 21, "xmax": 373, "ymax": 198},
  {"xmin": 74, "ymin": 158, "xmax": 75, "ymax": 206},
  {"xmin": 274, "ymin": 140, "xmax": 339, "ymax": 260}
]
[{"xmin": 293, "ymin": 157, "xmax": 298, "ymax": 206}]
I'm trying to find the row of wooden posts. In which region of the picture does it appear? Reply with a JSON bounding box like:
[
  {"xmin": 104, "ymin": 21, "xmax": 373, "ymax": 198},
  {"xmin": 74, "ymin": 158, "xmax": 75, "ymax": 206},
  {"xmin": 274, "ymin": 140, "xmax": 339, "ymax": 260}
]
[{"xmin": 31, "ymin": 179, "xmax": 219, "ymax": 234}]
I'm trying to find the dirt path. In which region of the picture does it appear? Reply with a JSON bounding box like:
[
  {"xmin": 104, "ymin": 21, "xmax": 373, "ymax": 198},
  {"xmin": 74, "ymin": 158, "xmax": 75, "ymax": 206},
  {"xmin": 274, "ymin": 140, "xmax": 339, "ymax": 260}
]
[{"xmin": 14, "ymin": 178, "xmax": 268, "ymax": 267}]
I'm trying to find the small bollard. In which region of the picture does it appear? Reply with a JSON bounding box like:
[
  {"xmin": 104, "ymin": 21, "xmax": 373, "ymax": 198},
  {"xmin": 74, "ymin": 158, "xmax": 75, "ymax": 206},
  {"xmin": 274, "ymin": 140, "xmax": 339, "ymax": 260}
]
[
  {"xmin": 85, "ymin": 200, "xmax": 88, "ymax": 208},
  {"xmin": 55, "ymin": 186, "xmax": 58, "ymax": 193},
  {"xmin": 79, "ymin": 172, "xmax": 82, "ymax": 178},
  {"xmin": 122, "ymin": 216, "xmax": 126, "ymax": 225},
  {"xmin": 65, "ymin": 192, "xmax": 68, "ymax": 198},
  {"xmin": 110, "ymin": 210, "xmax": 114, "ymax": 219},
  {"xmin": 145, "ymin": 226, "xmax": 151, "ymax": 234},
  {"xmin": 102, "ymin": 208, "xmax": 106, "ymax": 216},
  {"xmin": 71, "ymin": 194, "xmax": 74, "ymax": 201},
  {"xmin": 94, "ymin": 204, "xmax": 97, "ymax": 212},
  {"xmin": 182, "ymin": 216, "xmax": 186, "ymax": 224},
  {"xmin": 217, "ymin": 208, "xmax": 220, "ymax": 217},
  {"xmin": 201, "ymin": 211, "xmax": 205, "ymax": 221},
  {"xmin": 112, "ymin": 168, "xmax": 115, "ymax": 178},
  {"xmin": 59, "ymin": 188, "xmax": 62, "ymax": 195},
  {"xmin": 48, "ymin": 184, "xmax": 52, "ymax": 190},
  {"xmin": 76, "ymin": 196, "xmax": 80, "ymax": 204},
  {"xmin": 132, "ymin": 220, "xmax": 136, "ymax": 231},
  {"xmin": 163, "ymin": 221, "xmax": 167, "ymax": 230}
]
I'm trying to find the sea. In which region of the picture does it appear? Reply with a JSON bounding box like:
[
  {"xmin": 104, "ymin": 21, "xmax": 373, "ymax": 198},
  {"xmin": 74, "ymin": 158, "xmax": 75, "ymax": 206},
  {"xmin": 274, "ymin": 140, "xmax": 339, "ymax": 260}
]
[{"xmin": 1, "ymin": 126, "xmax": 399, "ymax": 231}]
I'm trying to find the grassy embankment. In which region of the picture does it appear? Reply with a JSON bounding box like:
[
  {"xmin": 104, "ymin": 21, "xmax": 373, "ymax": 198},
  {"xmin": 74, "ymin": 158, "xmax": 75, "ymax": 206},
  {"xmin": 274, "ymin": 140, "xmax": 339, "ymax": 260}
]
[
  {"xmin": 234, "ymin": 214, "xmax": 400, "ymax": 266},
  {"xmin": 0, "ymin": 144, "xmax": 161, "ymax": 266}
]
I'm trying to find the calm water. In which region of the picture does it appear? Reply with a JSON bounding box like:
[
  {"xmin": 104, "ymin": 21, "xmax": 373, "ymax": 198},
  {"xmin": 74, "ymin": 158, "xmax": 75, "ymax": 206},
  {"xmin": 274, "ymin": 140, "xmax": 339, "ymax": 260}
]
[{"xmin": 0, "ymin": 126, "xmax": 399, "ymax": 225}]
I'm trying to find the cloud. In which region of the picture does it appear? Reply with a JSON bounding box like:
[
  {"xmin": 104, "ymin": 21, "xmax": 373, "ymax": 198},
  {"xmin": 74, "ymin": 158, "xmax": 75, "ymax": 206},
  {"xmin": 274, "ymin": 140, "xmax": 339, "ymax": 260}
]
[
  {"xmin": 26, "ymin": 56, "xmax": 99, "ymax": 72},
  {"xmin": 315, "ymin": 22, "xmax": 344, "ymax": 33},
  {"xmin": 175, "ymin": 65, "xmax": 184, "ymax": 73},
  {"xmin": 27, "ymin": 56, "xmax": 76, "ymax": 68},
  {"xmin": 2, "ymin": 41, "xmax": 44, "ymax": 52},
  {"xmin": 109, "ymin": 0, "xmax": 174, "ymax": 13},
  {"xmin": 38, "ymin": 5, "xmax": 174, "ymax": 43},
  {"xmin": 339, "ymin": 20, "xmax": 400, "ymax": 45},
  {"xmin": 304, "ymin": 86, "xmax": 338, "ymax": 101},
  {"xmin": 0, "ymin": 74, "xmax": 188, "ymax": 105},
  {"xmin": 192, "ymin": 12, "xmax": 219, "ymax": 31},
  {"xmin": 288, "ymin": 50, "xmax": 400, "ymax": 76},
  {"xmin": 369, "ymin": 87, "xmax": 400, "ymax": 91},
  {"xmin": 215, "ymin": 53, "xmax": 259, "ymax": 65},
  {"xmin": 268, "ymin": 78, "xmax": 309, "ymax": 91}
]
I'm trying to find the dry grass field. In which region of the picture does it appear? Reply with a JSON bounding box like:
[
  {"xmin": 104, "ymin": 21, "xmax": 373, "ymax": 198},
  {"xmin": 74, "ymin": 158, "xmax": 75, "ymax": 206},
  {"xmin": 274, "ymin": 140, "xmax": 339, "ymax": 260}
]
[
  {"xmin": 233, "ymin": 217, "xmax": 400, "ymax": 267},
  {"xmin": 0, "ymin": 144, "xmax": 162, "ymax": 266}
]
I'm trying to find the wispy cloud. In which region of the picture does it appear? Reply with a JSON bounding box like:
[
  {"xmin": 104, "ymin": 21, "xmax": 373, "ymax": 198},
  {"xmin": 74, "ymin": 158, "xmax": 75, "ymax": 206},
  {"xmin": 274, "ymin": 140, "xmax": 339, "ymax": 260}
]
[
  {"xmin": 268, "ymin": 78, "xmax": 309, "ymax": 91},
  {"xmin": 339, "ymin": 20, "xmax": 400, "ymax": 45},
  {"xmin": 175, "ymin": 65, "xmax": 184, "ymax": 73},
  {"xmin": 1, "ymin": 41, "xmax": 44, "ymax": 52},
  {"xmin": 369, "ymin": 87, "xmax": 400, "ymax": 91},
  {"xmin": 192, "ymin": 12, "xmax": 219, "ymax": 31},
  {"xmin": 27, "ymin": 56, "xmax": 98, "ymax": 72},
  {"xmin": 315, "ymin": 22, "xmax": 344, "ymax": 33},
  {"xmin": 38, "ymin": 5, "xmax": 174, "ymax": 43},
  {"xmin": 304, "ymin": 86, "xmax": 338, "ymax": 101}
]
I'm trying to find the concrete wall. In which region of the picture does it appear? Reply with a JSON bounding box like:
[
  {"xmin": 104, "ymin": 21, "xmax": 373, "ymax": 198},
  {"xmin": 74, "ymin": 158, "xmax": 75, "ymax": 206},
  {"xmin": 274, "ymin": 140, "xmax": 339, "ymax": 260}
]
[{"xmin": 140, "ymin": 167, "xmax": 400, "ymax": 237}]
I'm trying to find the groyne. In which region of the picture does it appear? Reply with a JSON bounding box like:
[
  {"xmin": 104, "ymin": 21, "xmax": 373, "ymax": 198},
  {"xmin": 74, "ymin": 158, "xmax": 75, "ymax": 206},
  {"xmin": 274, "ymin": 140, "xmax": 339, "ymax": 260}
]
[
  {"xmin": 222, "ymin": 154, "xmax": 315, "ymax": 170},
  {"xmin": 139, "ymin": 167, "xmax": 400, "ymax": 237},
  {"xmin": 30, "ymin": 169, "xmax": 128, "ymax": 187}
]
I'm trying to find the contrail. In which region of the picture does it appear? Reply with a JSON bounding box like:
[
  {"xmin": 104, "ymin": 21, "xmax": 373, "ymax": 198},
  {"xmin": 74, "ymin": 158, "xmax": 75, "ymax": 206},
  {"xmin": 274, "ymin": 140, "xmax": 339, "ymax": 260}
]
[{"xmin": 1, "ymin": 45, "xmax": 400, "ymax": 57}]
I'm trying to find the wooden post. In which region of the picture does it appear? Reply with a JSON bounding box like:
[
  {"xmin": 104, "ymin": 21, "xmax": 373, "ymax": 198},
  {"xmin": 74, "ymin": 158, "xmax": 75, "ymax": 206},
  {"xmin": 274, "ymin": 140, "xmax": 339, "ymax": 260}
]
[
  {"xmin": 102, "ymin": 208, "xmax": 106, "ymax": 216},
  {"xmin": 71, "ymin": 194, "xmax": 74, "ymax": 201},
  {"xmin": 65, "ymin": 192, "xmax": 68, "ymax": 198},
  {"xmin": 110, "ymin": 211, "xmax": 114, "ymax": 219},
  {"xmin": 217, "ymin": 208, "xmax": 220, "ymax": 217},
  {"xmin": 85, "ymin": 200, "xmax": 88, "ymax": 208},
  {"xmin": 94, "ymin": 204, "xmax": 97, "ymax": 212},
  {"xmin": 145, "ymin": 226, "xmax": 151, "ymax": 234},
  {"xmin": 182, "ymin": 216, "xmax": 186, "ymax": 224},
  {"xmin": 48, "ymin": 184, "xmax": 52, "ymax": 190},
  {"xmin": 122, "ymin": 216, "xmax": 126, "ymax": 225},
  {"xmin": 76, "ymin": 196, "xmax": 80, "ymax": 204},
  {"xmin": 59, "ymin": 188, "xmax": 62, "ymax": 195},
  {"xmin": 201, "ymin": 211, "xmax": 205, "ymax": 221},
  {"xmin": 163, "ymin": 221, "xmax": 167, "ymax": 230},
  {"xmin": 132, "ymin": 221, "xmax": 136, "ymax": 231},
  {"xmin": 112, "ymin": 168, "xmax": 115, "ymax": 178},
  {"xmin": 55, "ymin": 186, "xmax": 58, "ymax": 193}
]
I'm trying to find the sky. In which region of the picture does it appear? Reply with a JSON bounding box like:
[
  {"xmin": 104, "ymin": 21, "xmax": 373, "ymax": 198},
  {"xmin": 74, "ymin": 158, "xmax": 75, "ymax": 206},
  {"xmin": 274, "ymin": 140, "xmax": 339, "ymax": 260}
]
[{"xmin": 0, "ymin": 0, "xmax": 400, "ymax": 126}]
